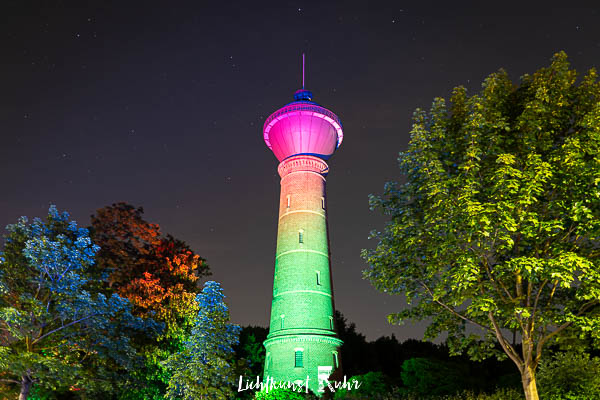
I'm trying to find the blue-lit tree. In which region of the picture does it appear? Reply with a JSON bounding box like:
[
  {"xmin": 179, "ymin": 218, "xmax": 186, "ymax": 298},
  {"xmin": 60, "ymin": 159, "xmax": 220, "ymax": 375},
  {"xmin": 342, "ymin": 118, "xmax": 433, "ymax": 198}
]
[
  {"xmin": 165, "ymin": 280, "xmax": 241, "ymax": 400},
  {"xmin": 0, "ymin": 206, "xmax": 159, "ymax": 399}
]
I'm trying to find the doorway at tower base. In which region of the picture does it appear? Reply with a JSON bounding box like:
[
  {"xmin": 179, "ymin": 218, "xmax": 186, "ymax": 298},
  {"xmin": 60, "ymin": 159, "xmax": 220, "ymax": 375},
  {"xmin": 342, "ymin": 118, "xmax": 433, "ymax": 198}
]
[
  {"xmin": 317, "ymin": 366, "xmax": 333, "ymax": 393},
  {"xmin": 263, "ymin": 334, "xmax": 343, "ymax": 395}
]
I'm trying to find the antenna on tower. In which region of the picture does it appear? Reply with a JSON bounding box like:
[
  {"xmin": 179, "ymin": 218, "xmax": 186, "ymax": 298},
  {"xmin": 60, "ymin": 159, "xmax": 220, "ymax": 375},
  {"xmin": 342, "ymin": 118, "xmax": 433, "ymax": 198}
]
[
  {"xmin": 302, "ymin": 53, "xmax": 305, "ymax": 89},
  {"xmin": 293, "ymin": 53, "xmax": 312, "ymax": 101}
]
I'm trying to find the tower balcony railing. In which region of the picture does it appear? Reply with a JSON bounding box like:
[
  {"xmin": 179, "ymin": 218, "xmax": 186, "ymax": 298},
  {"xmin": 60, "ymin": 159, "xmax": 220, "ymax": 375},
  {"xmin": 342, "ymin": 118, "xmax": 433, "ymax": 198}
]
[{"xmin": 264, "ymin": 103, "xmax": 342, "ymax": 129}]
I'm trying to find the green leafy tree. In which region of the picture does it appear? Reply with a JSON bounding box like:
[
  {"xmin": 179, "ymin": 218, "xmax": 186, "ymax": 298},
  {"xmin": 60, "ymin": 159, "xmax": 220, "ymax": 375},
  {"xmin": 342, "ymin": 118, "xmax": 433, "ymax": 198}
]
[
  {"xmin": 363, "ymin": 52, "xmax": 600, "ymax": 400},
  {"xmin": 164, "ymin": 281, "xmax": 241, "ymax": 400},
  {"xmin": 0, "ymin": 206, "xmax": 157, "ymax": 399}
]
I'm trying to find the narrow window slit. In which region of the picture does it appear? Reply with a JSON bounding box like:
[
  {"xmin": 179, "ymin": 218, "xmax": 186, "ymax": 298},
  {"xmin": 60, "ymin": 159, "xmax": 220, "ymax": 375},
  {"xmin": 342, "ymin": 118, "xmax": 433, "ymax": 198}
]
[{"xmin": 295, "ymin": 350, "xmax": 304, "ymax": 368}]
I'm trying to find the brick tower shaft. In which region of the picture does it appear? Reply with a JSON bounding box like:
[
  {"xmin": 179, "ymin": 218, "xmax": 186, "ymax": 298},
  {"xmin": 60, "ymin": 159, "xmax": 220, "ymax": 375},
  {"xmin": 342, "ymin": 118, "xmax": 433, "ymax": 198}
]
[{"xmin": 263, "ymin": 155, "xmax": 342, "ymax": 394}]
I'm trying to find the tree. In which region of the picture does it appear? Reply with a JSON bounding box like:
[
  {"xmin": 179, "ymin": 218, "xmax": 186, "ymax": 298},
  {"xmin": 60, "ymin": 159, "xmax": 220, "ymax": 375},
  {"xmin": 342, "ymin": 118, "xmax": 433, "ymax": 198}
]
[
  {"xmin": 234, "ymin": 326, "xmax": 268, "ymax": 377},
  {"xmin": 362, "ymin": 52, "xmax": 600, "ymax": 400},
  {"xmin": 164, "ymin": 281, "xmax": 241, "ymax": 400},
  {"xmin": 334, "ymin": 311, "xmax": 370, "ymax": 378},
  {"xmin": 0, "ymin": 206, "xmax": 156, "ymax": 399},
  {"xmin": 91, "ymin": 203, "xmax": 209, "ymax": 332},
  {"xmin": 90, "ymin": 202, "xmax": 210, "ymax": 399},
  {"xmin": 230, "ymin": 326, "xmax": 269, "ymax": 400}
]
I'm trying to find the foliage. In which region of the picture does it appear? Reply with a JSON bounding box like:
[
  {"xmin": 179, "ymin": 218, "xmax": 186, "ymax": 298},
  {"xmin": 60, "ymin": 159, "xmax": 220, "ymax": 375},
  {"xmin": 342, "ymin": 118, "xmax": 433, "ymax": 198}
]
[
  {"xmin": 0, "ymin": 206, "xmax": 158, "ymax": 399},
  {"xmin": 233, "ymin": 325, "xmax": 269, "ymax": 399},
  {"xmin": 332, "ymin": 385, "xmax": 523, "ymax": 400},
  {"xmin": 332, "ymin": 371, "xmax": 388, "ymax": 400},
  {"xmin": 400, "ymin": 357, "xmax": 468, "ymax": 396},
  {"xmin": 91, "ymin": 202, "xmax": 209, "ymax": 334},
  {"xmin": 164, "ymin": 281, "xmax": 241, "ymax": 400},
  {"xmin": 335, "ymin": 311, "xmax": 453, "ymax": 383},
  {"xmin": 90, "ymin": 202, "xmax": 210, "ymax": 399},
  {"xmin": 334, "ymin": 311, "xmax": 370, "ymax": 378},
  {"xmin": 363, "ymin": 52, "xmax": 600, "ymax": 399},
  {"xmin": 253, "ymin": 387, "xmax": 315, "ymax": 400},
  {"xmin": 386, "ymin": 387, "xmax": 523, "ymax": 400},
  {"xmin": 335, "ymin": 312, "xmax": 516, "ymax": 392},
  {"xmin": 536, "ymin": 351, "xmax": 600, "ymax": 399},
  {"xmin": 234, "ymin": 326, "xmax": 268, "ymax": 378}
]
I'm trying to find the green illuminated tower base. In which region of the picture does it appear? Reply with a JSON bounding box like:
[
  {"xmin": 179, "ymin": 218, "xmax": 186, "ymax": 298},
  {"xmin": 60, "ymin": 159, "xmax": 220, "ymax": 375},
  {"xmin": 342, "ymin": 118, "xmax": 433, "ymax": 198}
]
[{"xmin": 263, "ymin": 155, "xmax": 343, "ymax": 395}]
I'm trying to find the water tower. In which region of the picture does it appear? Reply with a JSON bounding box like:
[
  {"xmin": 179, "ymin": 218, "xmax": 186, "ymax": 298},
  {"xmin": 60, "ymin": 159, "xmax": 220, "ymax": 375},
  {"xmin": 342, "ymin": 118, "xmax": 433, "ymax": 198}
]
[{"xmin": 263, "ymin": 57, "xmax": 344, "ymax": 395}]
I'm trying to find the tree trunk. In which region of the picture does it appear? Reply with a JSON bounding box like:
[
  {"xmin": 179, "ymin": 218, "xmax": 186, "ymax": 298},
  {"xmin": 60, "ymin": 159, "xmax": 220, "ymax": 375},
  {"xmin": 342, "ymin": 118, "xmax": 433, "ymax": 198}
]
[
  {"xmin": 19, "ymin": 375, "xmax": 32, "ymax": 400},
  {"xmin": 521, "ymin": 365, "xmax": 539, "ymax": 400}
]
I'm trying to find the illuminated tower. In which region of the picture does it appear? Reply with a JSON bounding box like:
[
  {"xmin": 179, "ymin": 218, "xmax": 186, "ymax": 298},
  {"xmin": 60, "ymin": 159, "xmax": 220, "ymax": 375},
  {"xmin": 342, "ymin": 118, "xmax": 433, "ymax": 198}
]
[{"xmin": 263, "ymin": 61, "xmax": 344, "ymax": 395}]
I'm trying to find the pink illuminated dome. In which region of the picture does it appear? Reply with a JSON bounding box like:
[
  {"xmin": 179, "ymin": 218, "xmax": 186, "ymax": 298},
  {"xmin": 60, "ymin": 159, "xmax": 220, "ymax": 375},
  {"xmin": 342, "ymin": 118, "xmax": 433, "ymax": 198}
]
[{"xmin": 263, "ymin": 88, "xmax": 343, "ymax": 162}]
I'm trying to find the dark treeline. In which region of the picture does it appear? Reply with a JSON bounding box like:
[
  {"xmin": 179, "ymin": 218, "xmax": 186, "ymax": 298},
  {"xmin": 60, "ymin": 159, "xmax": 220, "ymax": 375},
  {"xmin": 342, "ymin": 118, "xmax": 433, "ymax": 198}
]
[
  {"xmin": 335, "ymin": 311, "xmax": 519, "ymax": 392},
  {"xmin": 234, "ymin": 311, "xmax": 521, "ymax": 398}
]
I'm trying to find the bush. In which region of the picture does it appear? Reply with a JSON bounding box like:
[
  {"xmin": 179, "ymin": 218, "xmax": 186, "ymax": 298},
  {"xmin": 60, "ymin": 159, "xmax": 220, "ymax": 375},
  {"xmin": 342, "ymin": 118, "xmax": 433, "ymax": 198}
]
[
  {"xmin": 253, "ymin": 387, "xmax": 316, "ymax": 400},
  {"xmin": 400, "ymin": 357, "xmax": 469, "ymax": 396},
  {"xmin": 450, "ymin": 388, "xmax": 523, "ymax": 400},
  {"xmin": 381, "ymin": 387, "xmax": 523, "ymax": 399},
  {"xmin": 537, "ymin": 351, "xmax": 600, "ymax": 399},
  {"xmin": 333, "ymin": 371, "xmax": 388, "ymax": 399}
]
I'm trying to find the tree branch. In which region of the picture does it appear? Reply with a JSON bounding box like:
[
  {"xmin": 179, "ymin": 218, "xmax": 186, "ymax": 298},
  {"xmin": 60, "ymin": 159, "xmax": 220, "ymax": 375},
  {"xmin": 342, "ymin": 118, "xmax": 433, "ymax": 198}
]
[
  {"xmin": 545, "ymin": 280, "xmax": 559, "ymax": 308},
  {"xmin": 488, "ymin": 311, "xmax": 523, "ymax": 368},
  {"xmin": 481, "ymin": 256, "xmax": 514, "ymax": 302},
  {"xmin": 417, "ymin": 280, "xmax": 494, "ymax": 333},
  {"xmin": 31, "ymin": 313, "xmax": 99, "ymax": 346},
  {"xmin": 535, "ymin": 300, "xmax": 599, "ymax": 362},
  {"xmin": 531, "ymin": 278, "xmax": 549, "ymax": 324}
]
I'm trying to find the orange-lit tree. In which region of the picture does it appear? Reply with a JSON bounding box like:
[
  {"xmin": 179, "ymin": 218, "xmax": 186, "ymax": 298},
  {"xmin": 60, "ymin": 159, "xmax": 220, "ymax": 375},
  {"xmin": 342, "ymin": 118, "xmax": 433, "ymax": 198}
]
[{"xmin": 90, "ymin": 202, "xmax": 210, "ymax": 399}]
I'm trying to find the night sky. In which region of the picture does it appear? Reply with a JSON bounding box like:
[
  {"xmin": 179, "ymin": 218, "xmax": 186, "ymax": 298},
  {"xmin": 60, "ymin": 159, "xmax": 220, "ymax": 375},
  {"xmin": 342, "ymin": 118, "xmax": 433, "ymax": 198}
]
[{"xmin": 1, "ymin": 2, "xmax": 600, "ymax": 340}]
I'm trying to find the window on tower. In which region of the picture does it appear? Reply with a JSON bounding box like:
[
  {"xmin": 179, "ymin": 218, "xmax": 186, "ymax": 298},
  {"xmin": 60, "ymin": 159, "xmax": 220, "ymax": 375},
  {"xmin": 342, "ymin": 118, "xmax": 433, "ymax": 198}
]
[
  {"xmin": 280, "ymin": 314, "xmax": 285, "ymax": 330},
  {"xmin": 299, "ymin": 230, "xmax": 304, "ymax": 244},
  {"xmin": 329, "ymin": 316, "xmax": 334, "ymax": 330},
  {"xmin": 295, "ymin": 350, "xmax": 304, "ymax": 368},
  {"xmin": 287, "ymin": 195, "xmax": 291, "ymax": 208},
  {"xmin": 333, "ymin": 351, "xmax": 339, "ymax": 368},
  {"xmin": 321, "ymin": 197, "xmax": 325, "ymax": 209},
  {"xmin": 316, "ymin": 270, "xmax": 321, "ymax": 286}
]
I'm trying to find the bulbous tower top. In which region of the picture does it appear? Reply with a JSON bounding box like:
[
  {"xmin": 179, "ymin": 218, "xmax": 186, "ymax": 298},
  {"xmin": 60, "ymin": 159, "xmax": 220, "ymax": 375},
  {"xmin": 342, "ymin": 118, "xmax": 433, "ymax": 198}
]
[{"xmin": 263, "ymin": 88, "xmax": 343, "ymax": 162}]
